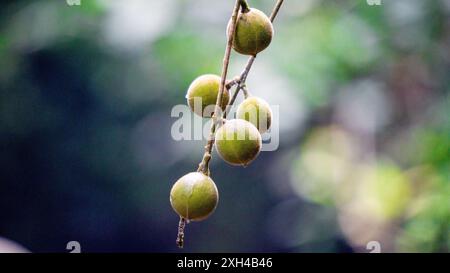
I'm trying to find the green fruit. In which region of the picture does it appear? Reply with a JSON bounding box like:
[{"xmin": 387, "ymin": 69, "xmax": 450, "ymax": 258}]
[
  {"xmin": 228, "ymin": 8, "xmax": 274, "ymax": 56},
  {"xmin": 186, "ymin": 74, "xmax": 230, "ymax": 118},
  {"xmin": 237, "ymin": 96, "xmax": 272, "ymax": 133},
  {"xmin": 170, "ymin": 172, "xmax": 219, "ymax": 221},
  {"xmin": 215, "ymin": 119, "xmax": 262, "ymax": 166}
]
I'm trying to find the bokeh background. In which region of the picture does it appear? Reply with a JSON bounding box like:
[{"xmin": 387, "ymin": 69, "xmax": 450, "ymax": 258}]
[{"xmin": 0, "ymin": 0, "xmax": 449, "ymax": 253}]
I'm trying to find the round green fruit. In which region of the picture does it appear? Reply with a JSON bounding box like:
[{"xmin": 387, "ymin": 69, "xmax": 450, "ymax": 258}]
[
  {"xmin": 215, "ymin": 119, "xmax": 262, "ymax": 166},
  {"xmin": 186, "ymin": 74, "xmax": 230, "ymax": 118},
  {"xmin": 237, "ymin": 96, "xmax": 272, "ymax": 133},
  {"xmin": 170, "ymin": 172, "xmax": 219, "ymax": 221},
  {"xmin": 228, "ymin": 8, "xmax": 274, "ymax": 56}
]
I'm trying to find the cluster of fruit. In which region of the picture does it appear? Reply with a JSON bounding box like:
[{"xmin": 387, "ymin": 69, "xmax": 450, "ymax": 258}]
[{"xmin": 170, "ymin": 2, "xmax": 275, "ymax": 236}]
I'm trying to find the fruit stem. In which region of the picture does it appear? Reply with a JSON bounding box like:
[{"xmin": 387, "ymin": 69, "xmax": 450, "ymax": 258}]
[
  {"xmin": 222, "ymin": 56, "xmax": 255, "ymax": 119},
  {"xmin": 225, "ymin": 76, "xmax": 240, "ymax": 89},
  {"xmin": 197, "ymin": 0, "xmax": 285, "ymax": 174},
  {"xmin": 182, "ymin": 0, "xmax": 285, "ymax": 250},
  {"xmin": 223, "ymin": 0, "xmax": 284, "ymax": 118},
  {"xmin": 242, "ymin": 84, "xmax": 250, "ymax": 99},
  {"xmin": 239, "ymin": 0, "xmax": 250, "ymax": 13},
  {"xmin": 197, "ymin": 151, "xmax": 211, "ymax": 176},
  {"xmin": 198, "ymin": 0, "xmax": 241, "ymax": 174},
  {"xmin": 269, "ymin": 0, "xmax": 285, "ymax": 22},
  {"xmin": 176, "ymin": 217, "xmax": 187, "ymax": 248}
]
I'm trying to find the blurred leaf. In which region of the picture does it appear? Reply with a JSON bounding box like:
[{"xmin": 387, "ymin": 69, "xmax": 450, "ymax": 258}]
[
  {"xmin": 397, "ymin": 177, "xmax": 450, "ymax": 252},
  {"xmin": 273, "ymin": 8, "xmax": 381, "ymax": 107},
  {"xmin": 152, "ymin": 31, "xmax": 223, "ymax": 97}
]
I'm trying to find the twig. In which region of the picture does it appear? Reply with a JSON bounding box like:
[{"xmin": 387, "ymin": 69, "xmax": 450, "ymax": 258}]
[
  {"xmin": 198, "ymin": 0, "xmax": 285, "ymax": 173},
  {"xmin": 223, "ymin": 0, "xmax": 284, "ymax": 118},
  {"xmin": 176, "ymin": 217, "xmax": 186, "ymax": 248},
  {"xmin": 240, "ymin": 0, "xmax": 250, "ymax": 13},
  {"xmin": 183, "ymin": 0, "xmax": 284, "ymax": 249},
  {"xmin": 198, "ymin": 0, "xmax": 285, "ymax": 174},
  {"xmin": 269, "ymin": 0, "xmax": 285, "ymax": 22},
  {"xmin": 236, "ymin": 0, "xmax": 284, "ymax": 85},
  {"xmin": 197, "ymin": 0, "xmax": 242, "ymax": 175}
]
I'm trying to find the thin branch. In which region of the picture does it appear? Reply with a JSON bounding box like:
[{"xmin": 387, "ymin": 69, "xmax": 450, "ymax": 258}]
[
  {"xmin": 198, "ymin": 0, "xmax": 285, "ymax": 171},
  {"xmin": 239, "ymin": 56, "xmax": 256, "ymax": 85},
  {"xmin": 239, "ymin": 0, "xmax": 284, "ymax": 83},
  {"xmin": 223, "ymin": 0, "xmax": 284, "ymax": 118},
  {"xmin": 223, "ymin": 87, "xmax": 240, "ymax": 120},
  {"xmin": 242, "ymin": 85, "xmax": 250, "ymax": 98},
  {"xmin": 225, "ymin": 76, "xmax": 240, "ymax": 89},
  {"xmin": 197, "ymin": 0, "xmax": 242, "ymax": 175},
  {"xmin": 178, "ymin": 0, "xmax": 284, "ymax": 250},
  {"xmin": 269, "ymin": 0, "xmax": 285, "ymax": 22},
  {"xmin": 176, "ymin": 217, "xmax": 186, "ymax": 248},
  {"xmin": 238, "ymin": 0, "xmax": 284, "ymax": 84}
]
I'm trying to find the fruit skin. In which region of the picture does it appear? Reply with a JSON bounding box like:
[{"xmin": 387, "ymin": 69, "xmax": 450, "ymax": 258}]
[
  {"xmin": 170, "ymin": 172, "xmax": 219, "ymax": 221},
  {"xmin": 228, "ymin": 8, "xmax": 274, "ymax": 56},
  {"xmin": 237, "ymin": 96, "xmax": 272, "ymax": 133},
  {"xmin": 215, "ymin": 119, "xmax": 262, "ymax": 166},
  {"xmin": 186, "ymin": 74, "xmax": 230, "ymax": 118}
]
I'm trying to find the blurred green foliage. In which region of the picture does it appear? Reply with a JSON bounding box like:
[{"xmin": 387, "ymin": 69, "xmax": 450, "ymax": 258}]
[{"xmin": 0, "ymin": 0, "xmax": 448, "ymax": 253}]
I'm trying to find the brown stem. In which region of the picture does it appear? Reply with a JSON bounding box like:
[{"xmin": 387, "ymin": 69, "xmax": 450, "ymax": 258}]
[
  {"xmin": 222, "ymin": 0, "xmax": 285, "ymax": 118},
  {"xmin": 223, "ymin": 87, "xmax": 240, "ymax": 120},
  {"xmin": 240, "ymin": 0, "xmax": 285, "ymax": 82},
  {"xmin": 182, "ymin": 0, "xmax": 285, "ymax": 250},
  {"xmin": 234, "ymin": 0, "xmax": 285, "ymax": 86},
  {"xmin": 239, "ymin": 56, "xmax": 256, "ymax": 85},
  {"xmin": 242, "ymin": 85, "xmax": 250, "ymax": 98},
  {"xmin": 226, "ymin": 76, "xmax": 240, "ymax": 90},
  {"xmin": 223, "ymin": 57, "xmax": 253, "ymax": 119},
  {"xmin": 199, "ymin": 0, "xmax": 285, "ymax": 172},
  {"xmin": 176, "ymin": 217, "xmax": 186, "ymax": 248},
  {"xmin": 197, "ymin": 0, "xmax": 241, "ymax": 175},
  {"xmin": 240, "ymin": 0, "xmax": 250, "ymax": 13},
  {"xmin": 269, "ymin": 0, "xmax": 284, "ymax": 22}
]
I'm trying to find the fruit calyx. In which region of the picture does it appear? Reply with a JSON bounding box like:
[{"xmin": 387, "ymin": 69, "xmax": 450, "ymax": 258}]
[{"xmin": 240, "ymin": 0, "xmax": 250, "ymax": 13}]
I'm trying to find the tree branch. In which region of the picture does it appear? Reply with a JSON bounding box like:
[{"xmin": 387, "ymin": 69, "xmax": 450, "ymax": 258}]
[
  {"xmin": 176, "ymin": 217, "xmax": 186, "ymax": 248},
  {"xmin": 197, "ymin": 0, "xmax": 241, "ymax": 175},
  {"xmin": 223, "ymin": 0, "xmax": 284, "ymax": 118},
  {"xmin": 198, "ymin": 0, "xmax": 285, "ymax": 174},
  {"xmin": 269, "ymin": 0, "xmax": 285, "ymax": 22},
  {"xmin": 181, "ymin": 0, "xmax": 284, "ymax": 249}
]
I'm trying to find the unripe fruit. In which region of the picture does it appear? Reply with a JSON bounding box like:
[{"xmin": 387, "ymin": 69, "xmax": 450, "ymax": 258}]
[
  {"xmin": 186, "ymin": 74, "xmax": 230, "ymax": 118},
  {"xmin": 170, "ymin": 172, "xmax": 219, "ymax": 221},
  {"xmin": 228, "ymin": 8, "xmax": 274, "ymax": 56},
  {"xmin": 215, "ymin": 119, "xmax": 262, "ymax": 166},
  {"xmin": 237, "ymin": 96, "xmax": 272, "ymax": 133}
]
